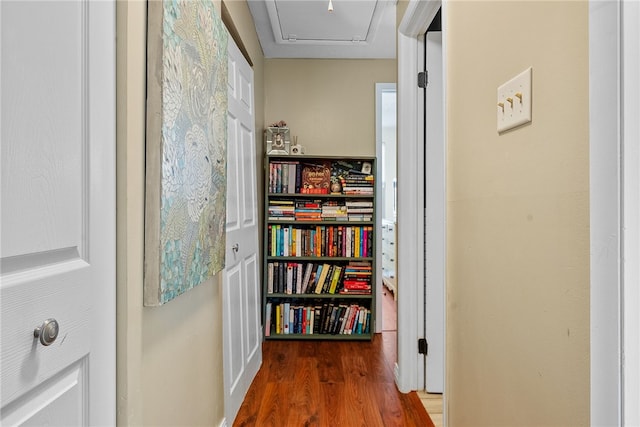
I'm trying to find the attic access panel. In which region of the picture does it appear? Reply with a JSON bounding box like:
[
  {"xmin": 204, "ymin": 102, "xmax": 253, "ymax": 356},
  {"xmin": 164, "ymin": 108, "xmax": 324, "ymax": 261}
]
[{"xmin": 269, "ymin": 0, "xmax": 379, "ymax": 44}]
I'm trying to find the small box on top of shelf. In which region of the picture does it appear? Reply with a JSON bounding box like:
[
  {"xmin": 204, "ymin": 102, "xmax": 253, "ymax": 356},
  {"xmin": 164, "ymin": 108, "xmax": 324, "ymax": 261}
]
[{"xmin": 263, "ymin": 155, "xmax": 376, "ymax": 340}]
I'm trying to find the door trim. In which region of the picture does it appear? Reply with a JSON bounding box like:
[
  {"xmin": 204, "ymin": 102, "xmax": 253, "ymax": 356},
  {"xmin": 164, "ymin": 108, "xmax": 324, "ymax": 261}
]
[
  {"xmin": 88, "ymin": 1, "xmax": 116, "ymax": 423},
  {"xmin": 396, "ymin": 0, "xmax": 442, "ymax": 394},
  {"xmin": 590, "ymin": 0, "xmax": 640, "ymax": 424}
]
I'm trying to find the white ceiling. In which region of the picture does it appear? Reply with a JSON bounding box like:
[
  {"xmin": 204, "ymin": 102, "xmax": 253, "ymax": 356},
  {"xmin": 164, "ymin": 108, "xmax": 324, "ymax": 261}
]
[{"xmin": 247, "ymin": 0, "xmax": 397, "ymax": 59}]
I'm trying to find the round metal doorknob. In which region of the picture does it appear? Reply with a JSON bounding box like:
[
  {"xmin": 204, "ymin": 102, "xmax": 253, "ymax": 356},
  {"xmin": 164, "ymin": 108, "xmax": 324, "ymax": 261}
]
[
  {"xmin": 232, "ymin": 243, "xmax": 239, "ymax": 252},
  {"xmin": 34, "ymin": 318, "xmax": 59, "ymax": 346}
]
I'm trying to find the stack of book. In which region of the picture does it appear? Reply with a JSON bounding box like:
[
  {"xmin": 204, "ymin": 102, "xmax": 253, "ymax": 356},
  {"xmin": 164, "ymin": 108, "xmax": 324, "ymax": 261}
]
[
  {"xmin": 321, "ymin": 201, "xmax": 348, "ymax": 221},
  {"xmin": 294, "ymin": 200, "xmax": 322, "ymax": 221},
  {"xmin": 340, "ymin": 173, "xmax": 374, "ymax": 195},
  {"xmin": 346, "ymin": 200, "xmax": 374, "ymax": 221},
  {"xmin": 340, "ymin": 261, "xmax": 372, "ymax": 295},
  {"xmin": 268, "ymin": 200, "xmax": 295, "ymax": 220}
]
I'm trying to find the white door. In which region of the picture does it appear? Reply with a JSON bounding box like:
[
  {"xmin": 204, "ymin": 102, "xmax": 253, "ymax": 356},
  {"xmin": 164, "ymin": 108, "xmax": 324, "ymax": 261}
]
[
  {"xmin": 222, "ymin": 36, "xmax": 262, "ymax": 424},
  {"xmin": 0, "ymin": 1, "xmax": 115, "ymax": 425},
  {"xmin": 424, "ymin": 30, "xmax": 445, "ymax": 393}
]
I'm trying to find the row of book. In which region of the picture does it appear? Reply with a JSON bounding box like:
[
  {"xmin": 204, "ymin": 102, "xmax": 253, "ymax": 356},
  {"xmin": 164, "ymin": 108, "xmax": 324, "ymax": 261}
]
[
  {"xmin": 268, "ymin": 199, "xmax": 373, "ymax": 222},
  {"xmin": 265, "ymin": 301, "xmax": 372, "ymax": 336},
  {"xmin": 267, "ymin": 224, "xmax": 374, "ymax": 258},
  {"xmin": 267, "ymin": 261, "xmax": 372, "ymax": 295},
  {"xmin": 269, "ymin": 160, "xmax": 330, "ymax": 194},
  {"xmin": 268, "ymin": 160, "xmax": 374, "ymax": 195}
]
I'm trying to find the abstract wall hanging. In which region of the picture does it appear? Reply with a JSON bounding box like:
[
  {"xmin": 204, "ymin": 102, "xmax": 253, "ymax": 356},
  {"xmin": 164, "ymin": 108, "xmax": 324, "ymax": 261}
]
[{"xmin": 145, "ymin": 0, "xmax": 228, "ymax": 306}]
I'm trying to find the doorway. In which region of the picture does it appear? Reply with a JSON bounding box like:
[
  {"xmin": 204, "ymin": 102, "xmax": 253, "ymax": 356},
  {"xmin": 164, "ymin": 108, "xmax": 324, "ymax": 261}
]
[
  {"xmin": 396, "ymin": 0, "xmax": 444, "ymax": 400},
  {"xmin": 376, "ymin": 83, "xmax": 398, "ymax": 337}
]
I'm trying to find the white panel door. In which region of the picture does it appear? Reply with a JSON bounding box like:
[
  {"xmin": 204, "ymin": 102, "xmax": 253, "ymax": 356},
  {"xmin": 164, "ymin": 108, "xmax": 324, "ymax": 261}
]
[
  {"xmin": 0, "ymin": 1, "xmax": 115, "ymax": 425},
  {"xmin": 223, "ymin": 36, "xmax": 262, "ymax": 424},
  {"xmin": 424, "ymin": 30, "xmax": 445, "ymax": 393}
]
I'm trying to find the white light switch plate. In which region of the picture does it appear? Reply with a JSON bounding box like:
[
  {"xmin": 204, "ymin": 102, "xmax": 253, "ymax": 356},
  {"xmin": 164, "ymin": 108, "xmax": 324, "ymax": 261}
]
[{"xmin": 497, "ymin": 67, "xmax": 532, "ymax": 133}]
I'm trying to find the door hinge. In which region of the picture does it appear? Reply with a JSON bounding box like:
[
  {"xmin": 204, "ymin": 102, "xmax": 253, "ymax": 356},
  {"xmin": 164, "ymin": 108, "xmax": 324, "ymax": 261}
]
[
  {"xmin": 418, "ymin": 338, "xmax": 428, "ymax": 355},
  {"xmin": 418, "ymin": 71, "xmax": 428, "ymax": 88}
]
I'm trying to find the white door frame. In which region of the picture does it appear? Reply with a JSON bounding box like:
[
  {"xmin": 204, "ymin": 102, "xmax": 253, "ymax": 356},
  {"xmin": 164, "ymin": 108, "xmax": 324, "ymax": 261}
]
[
  {"xmin": 590, "ymin": 0, "xmax": 640, "ymax": 425},
  {"xmin": 621, "ymin": 3, "xmax": 640, "ymax": 424},
  {"xmin": 89, "ymin": 2, "xmax": 117, "ymax": 421},
  {"xmin": 396, "ymin": 0, "xmax": 442, "ymax": 394},
  {"xmin": 424, "ymin": 30, "xmax": 445, "ymax": 394}
]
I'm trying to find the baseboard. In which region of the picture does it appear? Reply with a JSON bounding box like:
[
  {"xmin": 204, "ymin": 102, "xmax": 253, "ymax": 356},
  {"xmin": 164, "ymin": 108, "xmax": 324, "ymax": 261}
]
[{"xmin": 218, "ymin": 418, "xmax": 228, "ymax": 427}]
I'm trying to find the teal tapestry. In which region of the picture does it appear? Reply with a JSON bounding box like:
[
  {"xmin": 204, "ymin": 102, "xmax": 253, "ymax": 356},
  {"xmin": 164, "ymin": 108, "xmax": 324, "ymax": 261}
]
[{"xmin": 144, "ymin": 0, "xmax": 228, "ymax": 306}]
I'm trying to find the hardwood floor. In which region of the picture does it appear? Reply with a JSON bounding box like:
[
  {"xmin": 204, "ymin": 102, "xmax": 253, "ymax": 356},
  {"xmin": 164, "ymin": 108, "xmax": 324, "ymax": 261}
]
[
  {"xmin": 233, "ymin": 332, "xmax": 435, "ymax": 427},
  {"xmin": 381, "ymin": 285, "xmax": 397, "ymax": 331}
]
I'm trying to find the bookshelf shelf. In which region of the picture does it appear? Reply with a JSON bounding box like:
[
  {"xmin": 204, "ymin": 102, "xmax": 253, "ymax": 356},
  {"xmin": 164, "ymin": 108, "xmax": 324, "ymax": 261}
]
[
  {"xmin": 267, "ymin": 220, "xmax": 375, "ymax": 226},
  {"xmin": 263, "ymin": 155, "xmax": 376, "ymax": 340},
  {"xmin": 266, "ymin": 256, "xmax": 374, "ymax": 262},
  {"xmin": 268, "ymin": 193, "xmax": 375, "ymax": 199},
  {"xmin": 266, "ymin": 293, "xmax": 372, "ymax": 299},
  {"xmin": 265, "ymin": 333, "xmax": 373, "ymax": 341}
]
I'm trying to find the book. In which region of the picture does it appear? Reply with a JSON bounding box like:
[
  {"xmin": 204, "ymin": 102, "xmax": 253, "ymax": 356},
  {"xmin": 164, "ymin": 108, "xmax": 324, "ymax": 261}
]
[
  {"xmin": 296, "ymin": 263, "xmax": 304, "ymax": 294},
  {"xmin": 301, "ymin": 263, "xmax": 314, "ymax": 293},
  {"xmin": 265, "ymin": 302, "xmax": 272, "ymax": 337},
  {"xmin": 328, "ymin": 265, "xmax": 343, "ymax": 294},
  {"xmin": 283, "ymin": 226, "xmax": 290, "ymax": 256},
  {"xmin": 267, "ymin": 263, "xmax": 274, "ymax": 293},
  {"xmin": 286, "ymin": 264, "xmax": 293, "ymax": 294},
  {"xmin": 314, "ymin": 263, "xmax": 331, "ymax": 294},
  {"xmin": 313, "ymin": 305, "xmax": 323, "ymax": 334},
  {"xmin": 283, "ymin": 302, "xmax": 290, "ymax": 334},
  {"xmin": 289, "ymin": 305, "xmax": 295, "ymax": 334},
  {"xmin": 301, "ymin": 161, "xmax": 331, "ymax": 194}
]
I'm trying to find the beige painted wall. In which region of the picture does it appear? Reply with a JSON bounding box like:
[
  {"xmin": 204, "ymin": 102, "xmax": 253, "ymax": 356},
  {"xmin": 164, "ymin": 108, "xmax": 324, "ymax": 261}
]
[
  {"xmin": 264, "ymin": 59, "xmax": 396, "ymax": 156},
  {"xmin": 446, "ymin": 1, "xmax": 590, "ymax": 425},
  {"xmin": 116, "ymin": 1, "xmax": 264, "ymax": 425}
]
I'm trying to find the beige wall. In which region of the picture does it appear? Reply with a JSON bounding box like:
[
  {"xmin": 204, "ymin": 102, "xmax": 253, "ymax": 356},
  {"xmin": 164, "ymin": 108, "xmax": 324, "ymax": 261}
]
[
  {"xmin": 116, "ymin": 1, "xmax": 264, "ymax": 425},
  {"xmin": 446, "ymin": 1, "xmax": 590, "ymax": 425},
  {"xmin": 264, "ymin": 59, "xmax": 396, "ymax": 156}
]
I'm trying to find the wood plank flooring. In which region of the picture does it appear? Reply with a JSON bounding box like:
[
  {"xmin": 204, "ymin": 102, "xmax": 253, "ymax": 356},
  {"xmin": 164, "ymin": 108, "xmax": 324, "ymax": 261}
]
[
  {"xmin": 381, "ymin": 285, "xmax": 397, "ymax": 331},
  {"xmin": 233, "ymin": 332, "xmax": 435, "ymax": 427}
]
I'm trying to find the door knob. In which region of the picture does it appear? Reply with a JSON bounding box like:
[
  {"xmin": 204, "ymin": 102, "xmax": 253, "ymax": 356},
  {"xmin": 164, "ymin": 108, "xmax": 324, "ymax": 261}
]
[
  {"xmin": 34, "ymin": 318, "xmax": 59, "ymax": 346},
  {"xmin": 232, "ymin": 243, "xmax": 239, "ymax": 252}
]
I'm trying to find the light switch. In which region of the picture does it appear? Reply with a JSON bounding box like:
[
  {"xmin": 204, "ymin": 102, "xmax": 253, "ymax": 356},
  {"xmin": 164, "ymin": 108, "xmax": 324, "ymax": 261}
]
[{"xmin": 497, "ymin": 67, "xmax": 532, "ymax": 133}]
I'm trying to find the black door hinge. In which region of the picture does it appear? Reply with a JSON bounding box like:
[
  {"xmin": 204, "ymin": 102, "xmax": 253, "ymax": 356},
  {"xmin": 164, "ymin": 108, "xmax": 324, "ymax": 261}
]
[
  {"xmin": 418, "ymin": 71, "xmax": 428, "ymax": 89},
  {"xmin": 418, "ymin": 338, "xmax": 428, "ymax": 355}
]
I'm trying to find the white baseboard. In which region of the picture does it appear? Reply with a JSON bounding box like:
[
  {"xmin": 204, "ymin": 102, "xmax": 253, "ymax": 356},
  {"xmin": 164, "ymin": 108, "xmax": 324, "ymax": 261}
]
[{"xmin": 219, "ymin": 418, "xmax": 228, "ymax": 427}]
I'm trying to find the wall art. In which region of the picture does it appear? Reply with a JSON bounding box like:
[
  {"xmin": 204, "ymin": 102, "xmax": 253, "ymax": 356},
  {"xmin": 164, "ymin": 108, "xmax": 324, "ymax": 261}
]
[{"xmin": 145, "ymin": 0, "xmax": 228, "ymax": 306}]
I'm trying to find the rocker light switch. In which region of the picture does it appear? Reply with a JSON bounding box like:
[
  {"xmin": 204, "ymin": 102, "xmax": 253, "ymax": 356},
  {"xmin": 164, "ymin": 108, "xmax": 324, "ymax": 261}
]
[{"xmin": 497, "ymin": 67, "xmax": 532, "ymax": 133}]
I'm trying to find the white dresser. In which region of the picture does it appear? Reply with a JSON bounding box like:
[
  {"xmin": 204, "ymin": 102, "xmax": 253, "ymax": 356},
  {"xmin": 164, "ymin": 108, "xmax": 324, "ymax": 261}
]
[{"xmin": 381, "ymin": 219, "xmax": 397, "ymax": 295}]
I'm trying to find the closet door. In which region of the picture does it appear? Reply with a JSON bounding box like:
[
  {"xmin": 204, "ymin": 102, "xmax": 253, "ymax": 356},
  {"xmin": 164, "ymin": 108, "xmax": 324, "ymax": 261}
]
[{"xmin": 222, "ymin": 35, "xmax": 262, "ymax": 424}]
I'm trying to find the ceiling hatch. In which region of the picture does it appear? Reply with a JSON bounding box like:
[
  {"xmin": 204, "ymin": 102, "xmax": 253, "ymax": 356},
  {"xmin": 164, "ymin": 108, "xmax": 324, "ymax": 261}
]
[{"xmin": 248, "ymin": 0, "xmax": 396, "ymax": 59}]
